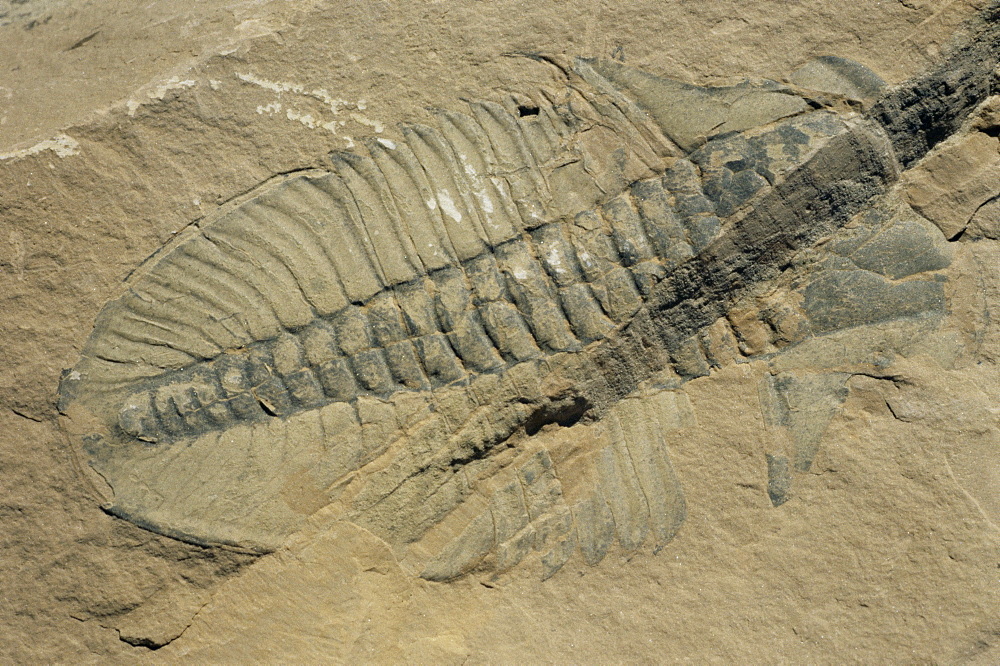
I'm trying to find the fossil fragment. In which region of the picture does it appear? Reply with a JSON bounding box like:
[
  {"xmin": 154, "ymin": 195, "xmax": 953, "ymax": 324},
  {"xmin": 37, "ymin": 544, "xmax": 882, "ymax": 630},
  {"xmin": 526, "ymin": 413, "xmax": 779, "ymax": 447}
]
[{"xmin": 58, "ymin": 5, "xmax": 1000, "ymax": 581}]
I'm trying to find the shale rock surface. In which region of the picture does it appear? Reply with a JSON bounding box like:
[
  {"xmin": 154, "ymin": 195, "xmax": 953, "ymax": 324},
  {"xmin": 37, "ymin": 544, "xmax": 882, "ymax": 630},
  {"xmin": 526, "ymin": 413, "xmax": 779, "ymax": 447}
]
[{"xmin": 1, "ymin": 0, "xmax": 998, "ymax": 662}]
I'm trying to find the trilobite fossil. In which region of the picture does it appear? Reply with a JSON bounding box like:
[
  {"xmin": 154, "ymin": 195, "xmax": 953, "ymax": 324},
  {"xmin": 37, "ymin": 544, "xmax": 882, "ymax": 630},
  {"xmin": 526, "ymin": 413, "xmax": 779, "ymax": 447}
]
[{"xmin": 58, "ymin": 8, "xmax": 1000, "ymax": 581}]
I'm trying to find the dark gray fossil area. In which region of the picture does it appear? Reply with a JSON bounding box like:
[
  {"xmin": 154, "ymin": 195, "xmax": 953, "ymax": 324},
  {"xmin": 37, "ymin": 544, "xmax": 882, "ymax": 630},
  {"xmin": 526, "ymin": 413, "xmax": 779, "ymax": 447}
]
[{"xmin": 56, "ymin": 4, "xmax": 999, "ymax": 583}]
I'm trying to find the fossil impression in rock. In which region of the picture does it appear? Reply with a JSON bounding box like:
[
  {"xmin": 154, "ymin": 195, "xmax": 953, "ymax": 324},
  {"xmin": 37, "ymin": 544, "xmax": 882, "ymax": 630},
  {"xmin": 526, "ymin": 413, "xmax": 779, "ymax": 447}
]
[{"xmin": 58, "ymin": 9, "xmax": 999, "ymax": 581}]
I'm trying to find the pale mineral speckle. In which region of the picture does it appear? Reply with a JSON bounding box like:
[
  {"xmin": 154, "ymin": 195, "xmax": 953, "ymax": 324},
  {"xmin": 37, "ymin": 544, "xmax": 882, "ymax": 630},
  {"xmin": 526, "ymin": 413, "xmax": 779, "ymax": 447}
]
[
  {"xmin": 125, "ymin": 76, "xmax": 198, "ymax": 116},
  {"xmin": 256, "ymin": 101, "xmax": 282, "ymax": 115},
  {"xmin": 475, "ymin": 191, "xmax": 495, "ymax": 214},
  {"xmin": 237, "ymin": 72, "xmax": 381, "ymax": 135},
  {"xmin": 0, "ymin": 134, "xmax": 80, "ymax": 160},
  {"xmin": 284, "ymin": 107, "xmax": 318, "ymax": 129},
  {"xmin": 436, "ymin": 189, "xmax": 463, "ymax": 222},
  {"xmin": 350, "ymin": 112, "xmax": 385, "ymax": 133},
  {"xmin": 547, "ymin": 247, "xmax": 565, "ymax": 273}
]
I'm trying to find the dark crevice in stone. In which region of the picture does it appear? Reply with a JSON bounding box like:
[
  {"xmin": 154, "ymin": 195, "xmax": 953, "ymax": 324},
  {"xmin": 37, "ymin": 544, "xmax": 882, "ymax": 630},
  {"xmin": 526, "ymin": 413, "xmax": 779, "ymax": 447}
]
[{"xmin": 524, "ymin": 394, "xmax": 591, "ymax": 436}]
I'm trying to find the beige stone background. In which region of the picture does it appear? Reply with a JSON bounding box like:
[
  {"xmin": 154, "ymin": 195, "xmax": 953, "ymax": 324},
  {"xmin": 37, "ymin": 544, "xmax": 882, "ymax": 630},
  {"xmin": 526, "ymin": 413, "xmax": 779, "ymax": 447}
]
[{"xmin": 0, "ymin": 0, "xmax": 997, "ymax": 662}]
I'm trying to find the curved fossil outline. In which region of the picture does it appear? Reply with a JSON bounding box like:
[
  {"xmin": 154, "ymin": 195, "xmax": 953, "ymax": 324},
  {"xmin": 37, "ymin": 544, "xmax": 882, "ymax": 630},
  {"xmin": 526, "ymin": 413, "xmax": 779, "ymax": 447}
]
[{"xmin": 57, "ymin": 5, "xmax": 1000, "ymax": 581}]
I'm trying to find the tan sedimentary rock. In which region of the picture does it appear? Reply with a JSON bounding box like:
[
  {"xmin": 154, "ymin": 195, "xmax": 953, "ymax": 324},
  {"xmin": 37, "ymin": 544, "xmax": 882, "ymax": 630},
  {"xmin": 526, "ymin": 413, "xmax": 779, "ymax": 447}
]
[
  {"xmin": 58, "ymin": 2, "xmax": 998, "ymax": 588},
  {"xmin": 2, "ymin": 0, "xmax": 998, "ymax": 662}
]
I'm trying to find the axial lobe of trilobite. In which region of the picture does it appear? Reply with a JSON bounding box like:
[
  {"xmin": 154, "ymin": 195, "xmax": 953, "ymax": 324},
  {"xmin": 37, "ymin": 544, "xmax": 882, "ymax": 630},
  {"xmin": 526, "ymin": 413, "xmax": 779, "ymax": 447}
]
[{"xmin": 111, "ymin": 201, "xmax": 680, "ymax": 444}]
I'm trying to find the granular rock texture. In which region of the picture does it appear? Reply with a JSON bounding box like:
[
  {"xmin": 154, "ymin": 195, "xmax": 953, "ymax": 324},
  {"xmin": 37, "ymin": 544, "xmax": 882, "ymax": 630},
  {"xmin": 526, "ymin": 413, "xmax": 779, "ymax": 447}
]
[{"xmin": 2, "ymin": 0, "xmax": 999, "ymax": 662}]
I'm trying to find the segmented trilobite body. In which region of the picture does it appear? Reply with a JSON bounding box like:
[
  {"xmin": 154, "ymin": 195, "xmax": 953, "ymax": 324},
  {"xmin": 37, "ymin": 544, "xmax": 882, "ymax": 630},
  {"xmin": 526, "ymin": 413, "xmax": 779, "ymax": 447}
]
[
  {"xmin": 57, "ymin": 58, "xmax": 875, "ymax": 568},
  {"xmin": 104, "ymin": 101, "xmax": 846, "ymax": 447},
  {"xmin": 78, "ymin": 63, "xmax": 663, "ymax": 436},
  {"xmin": 58, "ymin": 22, "xmax": 1000, "ymax": 579}
]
